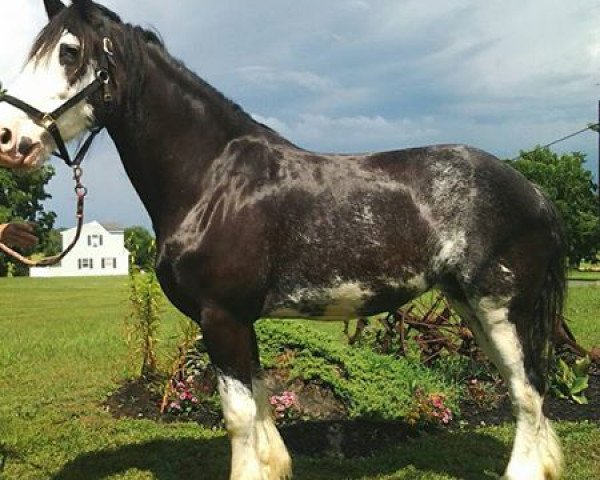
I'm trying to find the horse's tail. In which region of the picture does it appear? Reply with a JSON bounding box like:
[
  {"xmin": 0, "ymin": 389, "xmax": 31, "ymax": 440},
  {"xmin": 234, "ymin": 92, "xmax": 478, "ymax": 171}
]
[{"xmin": 528, "ymin": 198, "xmax": 567, "ymax": 394}]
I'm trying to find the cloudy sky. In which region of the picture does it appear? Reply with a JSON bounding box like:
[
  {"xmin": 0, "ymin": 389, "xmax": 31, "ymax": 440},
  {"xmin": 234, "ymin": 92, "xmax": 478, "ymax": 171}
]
[{"xmin": 1, "ymin": 0, "xmax": 600, "ymax": 229}]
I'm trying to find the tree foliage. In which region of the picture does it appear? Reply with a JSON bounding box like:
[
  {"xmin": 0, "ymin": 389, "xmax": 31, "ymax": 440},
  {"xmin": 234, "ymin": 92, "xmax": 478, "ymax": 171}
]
[
  {"xmin": 0, "ymin": 166, "xmax": 57, "ymax": 276},
  {"xmin": 125, "ymin": 226, "xmax": 156, "ymax": 271},
  {"xmin": 507, "ymin": 148, "xmax": 600, "ymax": 266}
]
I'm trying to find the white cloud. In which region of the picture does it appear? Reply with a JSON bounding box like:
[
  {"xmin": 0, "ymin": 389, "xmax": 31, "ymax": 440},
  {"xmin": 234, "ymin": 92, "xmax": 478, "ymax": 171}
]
[
  {"xmin": 252, "ymin": 112, "xmax": 438, "ymax": 152},
  {"xmin": 236, "ymin": 66, "xmax": 336, "ymax": 92}
]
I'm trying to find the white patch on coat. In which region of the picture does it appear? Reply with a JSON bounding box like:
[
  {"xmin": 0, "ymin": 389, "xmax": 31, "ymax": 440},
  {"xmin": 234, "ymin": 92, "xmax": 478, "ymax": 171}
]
[
  {"xmin": 268, "ymin": 273, "xmax": 430, "ymax": 321},
  {"xmin": 0, "ymin": 31, "xmax": 95, "ymax": 163},
  {"xmin": 473, "ymin": 296, "xmax": 563, "ymax": 480},
  {"xmin": 322, "ymin": 281, "xmax": 374, "ymax": 319},
  {"xmin": 432, "ymin": 230, "xmax": 467, "ymax": 271},
  {"xmin": 405, "ymin": 273, "xmax": 428, "ymax": 292},
  {"xmin": 358, "ymin": 203, "xmax": 375, "ymax": 225},
  {"xmin": 268, "ymin": 280, "xmax": 374, "ymax": 321},
  {"xmin": 381, "ymin": 273, "xmax": 428, "ymax": 293},
  {"xmin": 428, "ymin": 155, "xmax": 477, "ymax": 277},
  {"xmin": 217, "ymin": 375, "xmax": 292, "ymax": 480},
  {"xmin": 499, "ymin": 263, "xmax": 512, "ymax": 274}
]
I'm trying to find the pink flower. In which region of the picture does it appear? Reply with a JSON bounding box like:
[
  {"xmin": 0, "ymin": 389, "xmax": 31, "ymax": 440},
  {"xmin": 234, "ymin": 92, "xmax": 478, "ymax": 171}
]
[
  {"xmin": 441, "ymin": 409, "xmax": 453, "ymax": 424},
  {"xmin": 430, "ymin": 395, "xmax": 444, "ymax": 409}
]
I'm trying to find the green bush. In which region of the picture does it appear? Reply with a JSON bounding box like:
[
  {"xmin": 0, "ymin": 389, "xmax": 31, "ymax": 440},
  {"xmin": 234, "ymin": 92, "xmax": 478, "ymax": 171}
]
[{"xmin": 256, "ymin": 320, "xmax": 460, "ymax": 421}]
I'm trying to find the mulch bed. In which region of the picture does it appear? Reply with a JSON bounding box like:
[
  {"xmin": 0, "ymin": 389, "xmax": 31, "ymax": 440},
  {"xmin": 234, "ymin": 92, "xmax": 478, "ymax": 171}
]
[
  {"xmin": 104, "ymin": 365, "xmax": 599, "ymax": 458},
  {"xmin": 460, "ymin": 366, "xmax": 600, "ymax": 427}
]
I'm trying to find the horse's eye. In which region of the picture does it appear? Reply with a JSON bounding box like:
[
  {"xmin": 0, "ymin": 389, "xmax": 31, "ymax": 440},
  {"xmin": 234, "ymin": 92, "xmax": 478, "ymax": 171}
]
[{"xmin": 59, "ymin": 44, "xmax": 81, "ymax": 64}]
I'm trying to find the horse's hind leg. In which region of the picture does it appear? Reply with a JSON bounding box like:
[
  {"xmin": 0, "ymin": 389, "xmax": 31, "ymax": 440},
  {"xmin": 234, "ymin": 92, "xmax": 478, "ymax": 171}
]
[
  {"xmin": 447, "ymin": 285, "xmax": 563, "ymax": 480},
  {"xmin": 200, "ymin": 306, "xmax": 291, "ymax": 480}
]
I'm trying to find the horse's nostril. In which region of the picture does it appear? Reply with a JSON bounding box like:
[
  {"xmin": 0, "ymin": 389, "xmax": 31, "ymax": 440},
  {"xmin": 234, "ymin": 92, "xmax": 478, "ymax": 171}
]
[
  {"xmin": 0, "ymin": 128, "xmax": 12, "ymax": 146},
  {"xmin": 18, "ymin": 137, "xmax": 34, "ymax": 156}
]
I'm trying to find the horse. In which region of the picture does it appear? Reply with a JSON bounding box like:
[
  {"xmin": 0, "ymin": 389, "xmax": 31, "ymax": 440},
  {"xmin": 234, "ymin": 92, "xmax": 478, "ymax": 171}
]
[{"xmin": 0, "ymin": 1, "xmax": 566, "ymax": 479}]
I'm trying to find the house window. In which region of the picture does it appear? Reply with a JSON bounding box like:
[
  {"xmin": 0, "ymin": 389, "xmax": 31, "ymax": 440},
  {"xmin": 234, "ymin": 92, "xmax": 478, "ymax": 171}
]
[
  {"xmin": 101, "ymin": 258, "xmax": 117, "ymax": 269},
  {"xmin": 78, "ymin": 258, "xmax": 94, "ymax": 269},
  {"xmin": 87, "ymin": 234, "xmax": 103, "ymax": 247}
]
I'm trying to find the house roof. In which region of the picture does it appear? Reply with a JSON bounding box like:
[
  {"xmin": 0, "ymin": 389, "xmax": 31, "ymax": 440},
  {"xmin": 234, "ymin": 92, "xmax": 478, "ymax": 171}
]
[
  {"xmin": 99, "ymin": 222, "xmax": 126, "ymax": 233},
  {"xmin": 60, "ymin": 221, "xmax": 125, "ymax": 236}
]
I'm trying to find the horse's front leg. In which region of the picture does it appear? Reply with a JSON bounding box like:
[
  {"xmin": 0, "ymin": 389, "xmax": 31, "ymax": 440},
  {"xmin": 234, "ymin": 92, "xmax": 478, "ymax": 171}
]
[{"xmin": 200, "ymin": 306, "xmax": 292, "ymax": 480}]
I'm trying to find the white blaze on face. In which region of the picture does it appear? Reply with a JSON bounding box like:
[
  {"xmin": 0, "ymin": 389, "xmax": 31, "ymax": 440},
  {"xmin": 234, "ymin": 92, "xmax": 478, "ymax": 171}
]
[{"xmin": 0, "ymin": 31, "xmax": 95, "ymax": 164}]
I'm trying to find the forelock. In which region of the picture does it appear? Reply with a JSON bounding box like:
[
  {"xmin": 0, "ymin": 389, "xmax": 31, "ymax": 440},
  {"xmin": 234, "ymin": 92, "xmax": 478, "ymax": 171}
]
[{"xmin": 29, "ymin": 2, "xmax": 122, "ymax": 61}]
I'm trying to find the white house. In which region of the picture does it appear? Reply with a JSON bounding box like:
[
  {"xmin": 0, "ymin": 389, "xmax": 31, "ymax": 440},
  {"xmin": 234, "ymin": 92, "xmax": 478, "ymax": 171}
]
[{"xmin": 30, "ymin": 221, "xmax": 130, "ymax": 278}]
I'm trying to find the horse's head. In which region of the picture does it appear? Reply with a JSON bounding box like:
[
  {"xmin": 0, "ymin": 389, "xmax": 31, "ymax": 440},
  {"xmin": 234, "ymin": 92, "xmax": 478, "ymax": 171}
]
[{"xmin": 0, "ymin": 0, "xmax": 122, "ymax": 169}]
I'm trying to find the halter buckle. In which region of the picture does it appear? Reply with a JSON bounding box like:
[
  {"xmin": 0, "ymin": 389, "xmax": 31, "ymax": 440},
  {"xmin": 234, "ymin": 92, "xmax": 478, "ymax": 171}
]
[
  {"xmin": 40, "ymin": 113, "xmax": 57, "ymax": 130},
  {"xmin": 103, "ymin": 38, "xmax": 114, "ymax": 56},
  {"xmin": 96, "ymin": 69, "xmax": 110, "ymax": 85}
]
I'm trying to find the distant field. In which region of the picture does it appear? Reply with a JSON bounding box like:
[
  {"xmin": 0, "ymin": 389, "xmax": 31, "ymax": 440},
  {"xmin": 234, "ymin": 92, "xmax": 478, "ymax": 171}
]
[{"xmin": 0, "ymin": 276, "xmax": 598, "ymax": 479}]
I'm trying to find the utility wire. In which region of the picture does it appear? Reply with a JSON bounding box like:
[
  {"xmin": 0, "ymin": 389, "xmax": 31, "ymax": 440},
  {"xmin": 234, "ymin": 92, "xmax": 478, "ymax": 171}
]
[{"xmin": 511, "ymin": 123, "xmax": 599, "ymax": 161}]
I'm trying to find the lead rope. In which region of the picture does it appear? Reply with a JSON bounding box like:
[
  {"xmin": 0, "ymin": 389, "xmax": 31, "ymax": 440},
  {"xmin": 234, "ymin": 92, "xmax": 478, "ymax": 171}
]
[{"xmin": 0, "ymin": 166, "xmax": 87, "ymax": 267}]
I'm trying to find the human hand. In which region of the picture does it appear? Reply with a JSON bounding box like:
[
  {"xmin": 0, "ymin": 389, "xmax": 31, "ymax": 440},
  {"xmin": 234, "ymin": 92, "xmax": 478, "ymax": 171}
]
[{"xmin": 0, "ymin": 223, "xmax": 38, "ymax": 249}]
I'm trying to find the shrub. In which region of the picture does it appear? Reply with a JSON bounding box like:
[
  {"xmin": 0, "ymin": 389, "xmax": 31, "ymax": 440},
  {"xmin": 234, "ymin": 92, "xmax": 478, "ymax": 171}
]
[{"xmin": 256, "ymin": 320, "xmax": 459, "ymax": 422}]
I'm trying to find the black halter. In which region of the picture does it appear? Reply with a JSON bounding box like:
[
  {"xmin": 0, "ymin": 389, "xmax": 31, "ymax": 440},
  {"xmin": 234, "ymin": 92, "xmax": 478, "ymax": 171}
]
[{"xmin": 0, "ymin": 37, "xmax": 114, "ymax": 167}]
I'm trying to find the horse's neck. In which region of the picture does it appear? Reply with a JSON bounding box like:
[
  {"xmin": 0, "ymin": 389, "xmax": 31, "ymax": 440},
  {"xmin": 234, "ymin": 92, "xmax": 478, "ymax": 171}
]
[{"xmin": 106, "ymin": 51, "xmax": 259, "ymax": 235}]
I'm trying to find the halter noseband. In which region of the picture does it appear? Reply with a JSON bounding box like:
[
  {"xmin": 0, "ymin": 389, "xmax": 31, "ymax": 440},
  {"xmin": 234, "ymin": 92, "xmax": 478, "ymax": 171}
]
[{"xmin": 0, "ymin": 37, "xmax": 114, "ymax": 168}]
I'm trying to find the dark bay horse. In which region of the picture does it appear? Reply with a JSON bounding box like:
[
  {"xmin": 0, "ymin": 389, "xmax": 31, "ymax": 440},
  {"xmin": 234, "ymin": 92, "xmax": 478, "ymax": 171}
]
[{"xmin": 0, "ymin": 1, "xmax": 566, "ymax": 479}]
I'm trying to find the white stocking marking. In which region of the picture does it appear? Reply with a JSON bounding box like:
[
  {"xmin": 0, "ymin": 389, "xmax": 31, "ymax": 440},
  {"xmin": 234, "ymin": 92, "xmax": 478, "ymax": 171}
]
[
  {"xmin": 218, "ymin": 375, "xmax": 291, "ymax": 480},
  {"xmin": 472, "ymin": 297, "xmax": 563, "ymax": 480}
]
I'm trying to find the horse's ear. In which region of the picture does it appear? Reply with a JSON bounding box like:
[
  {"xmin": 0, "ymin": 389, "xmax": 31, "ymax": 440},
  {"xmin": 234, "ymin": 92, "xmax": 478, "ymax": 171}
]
[{"xmin": 43, "ymin": 0, "xmax": 66, "ymax": 19}]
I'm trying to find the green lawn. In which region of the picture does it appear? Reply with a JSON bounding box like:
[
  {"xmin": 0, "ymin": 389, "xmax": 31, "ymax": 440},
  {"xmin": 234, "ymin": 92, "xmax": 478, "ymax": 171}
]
[
  {"xmin": 564, "ymin": 283, "xmax": 600, "ymax": 349},
  {"xmin": 568, "ymin": 269, "xmax": 600, "ymax": 282},
  {"xmin": 0, "ymin": 277, "xmax": 598, "ymax": 479}
]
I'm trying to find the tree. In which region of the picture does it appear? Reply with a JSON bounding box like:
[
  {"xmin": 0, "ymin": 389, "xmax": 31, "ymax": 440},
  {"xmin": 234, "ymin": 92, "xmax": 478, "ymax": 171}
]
[
  {"xmin": 0, "ymin": 166, "xmax": 57, "ymax": 276},
  {"xmin": 125, "ymin": 226, "xmax": 156, "ymax": 271},
  {"xmin": 507, "ymin": 148, "xmax": 600, "ymax": 266}
]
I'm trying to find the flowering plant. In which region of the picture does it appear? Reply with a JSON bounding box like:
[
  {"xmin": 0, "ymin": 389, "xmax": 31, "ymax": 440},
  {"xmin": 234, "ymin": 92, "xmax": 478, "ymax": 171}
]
[
  {"xmin": 407, "ymin": 388, "xmax": 453, "ymax": 426},
  {"xmin": 428, "ymin": 393, "xmax": 453, "ymax": 424},
  {"xmin": 166, "ymin": 377, "xmax": 200, "ymax": 415},
  {"xmin": 269, "ymin": 391, "xmax": 298, "ymax": 422}
]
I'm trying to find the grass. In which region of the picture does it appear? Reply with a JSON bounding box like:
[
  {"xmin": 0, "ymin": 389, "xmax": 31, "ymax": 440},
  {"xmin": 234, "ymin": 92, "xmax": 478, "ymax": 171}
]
[
  {"xmin": 0, "ymin": 276, "xmax": 599, "ymax": 479},
  {"xmin": 568, "ymin": 269, "xmax": 600, "ymax": 282},
  {"xmin": 564, "ymin": 283, "xmax": 600, "ymax": 349}
]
